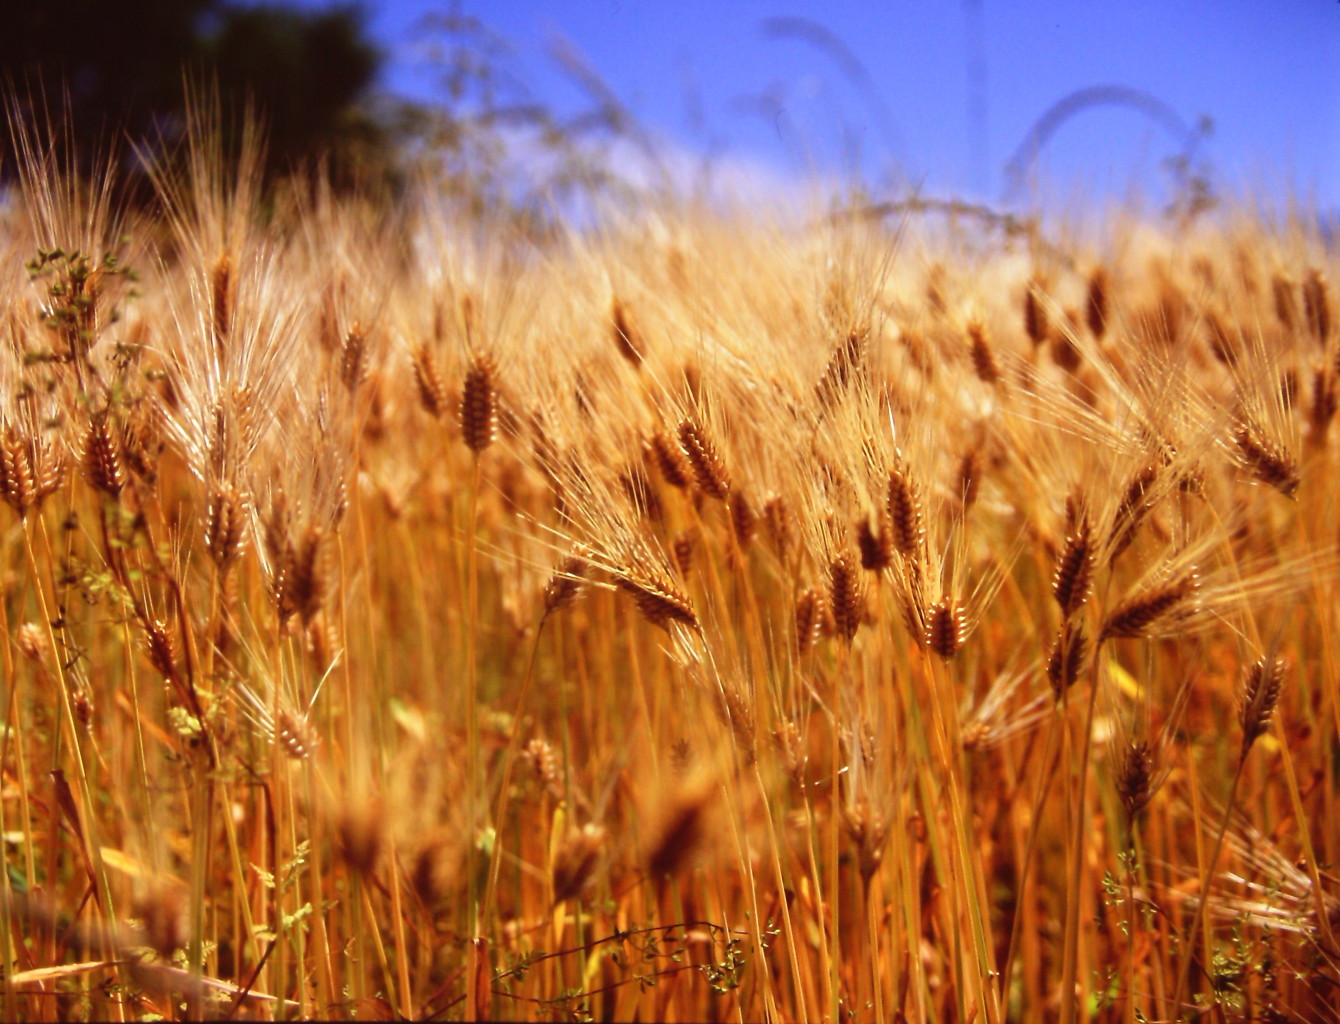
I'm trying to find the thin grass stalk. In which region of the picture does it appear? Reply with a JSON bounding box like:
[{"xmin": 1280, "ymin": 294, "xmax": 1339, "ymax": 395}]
[
  {"xmin": 999, "ymin": 709, "xmax": 1067, "ymax": 1007},
  {"xmin": 187, "ymin": 768, "xmax": 213, "ymax": 1019},
  {"xmin": 752, "ymin": 760, "xmax": 810, "ymax": 1021},
  {"xmin": 716, "ymin": 769, "xmax": 779, "ymax": 1020},
  {"xmin": 0, "ymin": 584, "xmax": 20, "ymax": 1022},
  {"xmin": 1059, "ymin": 648, "xmax": 1106, "ymax": 1024},
  {"xmin": 463, "ymin": 451, "xmax": 485, "ymax": 1021},
  {"xmin": 481, "ymin": 617, "xmax": 548, "ymax": 929},
  {"xmin": 25, "ymin": 519, "xmax": 122, "ymax": 971},
  {"xmin": 828, "ymin": 646, "xmax": 847, "ymax": 1023},
  {"xmin": 1169, "ymin": 752, "xmax": 1246, "ymax": 1018},
  {"xmin": 929, "ymin": 651, "xmax": 1001, "ymax": 1024}
]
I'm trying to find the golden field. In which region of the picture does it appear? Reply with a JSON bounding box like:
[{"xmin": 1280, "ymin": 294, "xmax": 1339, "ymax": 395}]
[{"xmin": 0, "ymin": 117, "xmax": 1337, "ymax": 1022}]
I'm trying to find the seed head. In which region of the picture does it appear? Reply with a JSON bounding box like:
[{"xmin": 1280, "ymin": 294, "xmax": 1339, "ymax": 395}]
[
  {"xmin": 1024, "ymin": 278, "xmax": 1049, "ymax": 345},
  {"xmin": 1099, "ymin": 573, "xmax": 1199, "ymax": 642},
  {"xmin": 611, "ymin": 298, "xmax": 644, "ymax": 366},
  {"xmin": 339, "ymin": 322, "xmax": 368, "ymax": 392},
  {"xmin": 926, "ymin": 596, "xmax": 968, "ymax": 660},
  {"xmin": 1303, "ymin": 269, "xmax": 1331, "ymax": 345},
  {"xmin": 460, "ymin": 353, "xmax": 499, "ymax": 453},
  {"xmin": 1231, "ymin": 421, "xmax": 1299, "ymax": 498},
  {"xmin": 205, "ymin": 485, "xmax": 249, "ymax": 571},
  {"xmin": 542, "ymin": 552, "xmax": 589, "ymax": 618},
  {"xmin": 211, "ymin": 251, "xmax": 232, "ymax": 350},
  {"xmin": 553, "ymin": 823, "xmax": 606, "ymax": 904},
  {"xmin": 411, "ymin": 346, "xmax": 450, "ymax": 419},
  {"xmin": 1086, "ymin": 266, "xmax": 1109, "ymax": 339},
  {"xmin": 795, "ymin": 587, "xmax": 824, "ymax": 656},
  {"xmin": 0, "ymin": 427, "xmax": 37, "ymax": 515},
  {"xmin": 1052, "ymin": 514, "xmax": 1096, "ymax": 617},
  {"xmin": 729, "ymin": 492, "xmax": 758, "ymax": 550},
  {"xmin": 1116, "ymin": 741, "xmax": 1155, "ymax": 820},
  {"xmin": 886, "ymin": 458, "xmax": 925, "ymax": 559},
  {"xmin": 1238, "ymin": 655, "xmax": 1286, "ymax": 757},
  {"xmin": 1047, "ymin": 622, "xmax": 1087, "ymax": 699},
  {"xmin": 857, "ymin": 513, "xmax": 894, "ymax": 571},
  {"xmin": 82, "ymin": 412, "xmax": 126, "ymax": 496},
  {"xmin": 677, "ymin": 418, "xmax": 730, "ymax": 501},
  {"xmin": 967, "ymin": 320, "xmax": 1001, "ymax": 384},
  {"xmin": 615, "ymin": 565, "xmax": 699, "ymax": 632}
]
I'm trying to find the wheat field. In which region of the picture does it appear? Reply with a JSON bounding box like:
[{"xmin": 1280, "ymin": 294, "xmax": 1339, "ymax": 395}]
[{"xmin": 0, "ymin": 114, "xmax": 1337, "ymax": 1023}]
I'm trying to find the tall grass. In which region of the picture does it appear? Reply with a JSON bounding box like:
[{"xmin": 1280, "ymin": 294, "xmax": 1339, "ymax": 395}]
[{"xmin": 0, "ymin": 112, "xmax": 1338, "ymax": 1023}]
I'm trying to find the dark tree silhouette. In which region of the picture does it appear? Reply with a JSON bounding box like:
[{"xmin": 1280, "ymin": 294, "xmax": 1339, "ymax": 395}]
[{"xmin": 1, "ymin": 0, "xmax": 388, "ymax": 190}]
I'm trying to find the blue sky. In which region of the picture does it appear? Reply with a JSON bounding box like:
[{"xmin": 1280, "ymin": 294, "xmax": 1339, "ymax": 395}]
[{"xmin": 314, "ymin": 0, "xmax": 1339, "ymax": 212}]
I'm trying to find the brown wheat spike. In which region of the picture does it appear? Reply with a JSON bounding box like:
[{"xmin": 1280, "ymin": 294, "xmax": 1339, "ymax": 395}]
[
  {"xmin": 611, "ymin": 298, "xmax": 644, "ymax": 366},
  {"xmin": 411, "ymin": 345, "xmax": 449, "ymax": 419},
  {"xmin": 677, "ymin": 418, "xmax": 730, "ymax": 501},
  {"xmin": 841, "ymin": 800, "xmax": 889, "ymax": 883},
  {"xmin": 646, "ymin": 783, "xmax": 710, "ymax": 880},
  {"xmin": 121, "ymin": 403, "xmax": 163, "ymax": 483},
  {"xmin": 461, "ymin": 352, "xmax": 499, "ymax": 453},
  {"xmin": 15, "ymin": 622, "xmax": 47, "ymax": 663},
  {"xmin": 1051, "ymin": 319, "xmax": 1084, "ymax": 373},
  {"xmin": 1086, "ymin": 266, "xmax": 1109, "ymax": 339},
  {"xmin": 205, "ymin": 485, "xmax": 248, "ymax": 571},
  {"xmin": 1024, "ymin": 278, "xmax": 1048, "ymax": 345},
  {"xmin": 306, "ymin": 614, "xmax": 341, "ymax": 675},
  {"xmin": 1303, "ymin": 269, "xmax": 1331, "ymax": 345},
  {"xmin": 211, "ymin": 251, "xmax": 232, "ymax": 350},
  {"xmin": 1205, "ymin": 308, "xmax": 1239, "ymax": 366},
  {"xmin": 1238, "ymin": 655, "xmax": 1286, "ymax": 757},
  {"xmin": 276, "ymin": 710, "xmax": 318, "ymax": 760},
  {"xmin": 672, "ymin": 529, "xmax": 697, "ymax": 579},
  {"xmin": 967, "ymin": 320, "xmax": 1001, "ymax": 384},
  {"xmin": 1108, "ymin": 463, "xmax": 1159, "ymax": 562},
  {"xmin": 615, "ymin": 566, "xmax": 699, "ymax": 632},
  {"xmin": 1116, "ymin": 741, "xmax": 1154, "ymax": 819},
  {"xmin": 335, "ymin": 799, "xmax": 384, "ymax": 877},
  {"xmin": 277, "ymin": 524, "xmax": 327, "ymax": 626},
  {"xmin": 795, "ymin": 587, "xmax": 823, "ymax": 656},
  {"xmin": 648, "ymin": 431, "xmax": 693, "ymax": 490},
  {"xmin": 83, "ymin": 412, "xmax": 126, "ymax": 496},
  {"xmin": 30, "ymin": 435, "xmax": 65, "ymax": 508},
  {"xmin": 553, "ymin": 823, "xmax": 607, "ymax": 905},
  {"xmin": 294, "ymin": 524, "xmax": 328, "ymax": 624},
  {"xmin": 764, "ymin": 493, "xmax": 795, "ymax": 560},
  {"xmin": 1046, "ymin": 622, "xmax": 1087, "ymax": 699},
  {"xmin": 1053, "ymin": 513, "xmax": 1096, "ymax": 617},
  {"xmin": 1309, "ymin": 367, "xmax": 1337, "ymax": 439},
  {"xmin": 886, "ymin": 458, "xmax": 925, "ymax": 558},
  {"xmin": 926, "ymin": 596, "xmax": 968, "ymax": 660},
  {"xmin": 339, "ymin": 323, "xmax": 368, "ymax": 392},
  {"xmin": 0, "ymin": 427, "xmax": 37, "ymax": 515},
  {"xmin": 144, "ymin": 619, "xmax": 178, "ymax": 681},
  {"xmin": 1231, "ymin": 420, "xmax": 1300, "ymax": 497},
  {"xmin": 729, "ymin": 491, "xmax": 757, "ymax": 549},
  {"xmin": 815, "ymin": 328, "xmax": 866, "ymax": 409},
  {"xmin": 958, "ymin": 448, "xmax": 981, "ymax": 510},
  {"xmin": 543, "ymin": 552, "xmax": 589, "ymax": 617},
  {"xmin": 829, "ymin": 551, "xmax": 865, "ymax": 644},
  {"xmin": 857, "ymin": 513, "xmax": 894, "ymax": 571},
  {"xmin": 1098, "ymin": 572, "xmax": 1198, "ymax": 642},
  {"xmin": 1272, "ymin": 273, "xmax": 1297, "ymax": 332},
  {"xmin": 524, "ymin": 737, "xmax": 563, "ymax": 797}
]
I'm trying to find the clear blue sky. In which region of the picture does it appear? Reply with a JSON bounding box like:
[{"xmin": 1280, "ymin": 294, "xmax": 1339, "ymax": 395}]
[{"xmin": 323, "ymin": 0, "xmax": 1339, "ymax": 211}]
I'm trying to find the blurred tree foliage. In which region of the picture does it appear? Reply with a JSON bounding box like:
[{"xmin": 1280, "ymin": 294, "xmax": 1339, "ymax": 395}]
[{"xmin": 0, "ymin": 0, "xmax": 390, "ymax": 193}]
